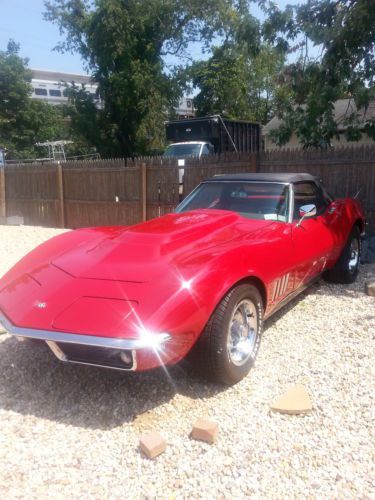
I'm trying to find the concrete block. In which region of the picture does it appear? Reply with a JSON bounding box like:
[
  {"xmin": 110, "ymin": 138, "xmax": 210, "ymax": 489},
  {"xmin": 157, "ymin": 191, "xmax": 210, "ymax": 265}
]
[
  {"xmin": 139, "ymin": 431, "xmax": 166, "ymax": 459},
  {"xmin": 191, "ymin": 419, "xmax": 219, "ymax": 444}
]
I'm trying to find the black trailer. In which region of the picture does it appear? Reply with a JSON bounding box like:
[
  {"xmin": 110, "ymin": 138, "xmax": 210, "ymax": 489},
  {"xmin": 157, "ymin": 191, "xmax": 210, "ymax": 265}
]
[{"xmin": 165, "ymin": 115, "xmax": 260, "ymax": 154}]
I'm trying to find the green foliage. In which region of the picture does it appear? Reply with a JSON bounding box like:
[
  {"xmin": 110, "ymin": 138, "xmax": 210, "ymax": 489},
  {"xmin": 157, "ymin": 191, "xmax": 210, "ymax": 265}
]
[
  {"xmin": 190, "ymin": 44, "xmax": 285, "ymax": 124},
  {"xmin": 187, "ymin": 0, "xmax": 286, "ymax": 124},
  {"xmin": 263, "ymin": 0, "xmax": 375, "ymax": 148},
  {"xmin": 45, "ymin": 0, "xmax": 237, "ymax": 157},
  {"xmin": 0, "ymin": 40, "xmax": 68, "ymax": 159}
]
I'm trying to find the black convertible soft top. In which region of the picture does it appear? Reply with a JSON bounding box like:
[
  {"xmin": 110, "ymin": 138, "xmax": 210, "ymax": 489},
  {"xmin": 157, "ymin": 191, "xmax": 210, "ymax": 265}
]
[{"xmin": 211, "ymin": 172, "xmax": 320, "ymax": 184}]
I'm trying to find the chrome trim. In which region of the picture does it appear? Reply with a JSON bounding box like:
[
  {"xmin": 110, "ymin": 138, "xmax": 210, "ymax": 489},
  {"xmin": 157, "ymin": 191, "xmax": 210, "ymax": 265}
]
[
  {"xmin": 348, "ymin": 237, "xmax": 360, "ymax": 273},
  {"xmin": 176, "ymin": 180, "xmax": 294, "ymax": 223},
  {"xmin": 227, "ymin": 299, "xmax": 258, "ymax": 366},
  {"xmin": 206, "ymin": 180, "xmax": 290, "ymax": 185},
  {"xmin": 131, "ymin": 349, "xmax": 137, "ymax": 370},
  {"xmin": 271, "ymin": 273, "xmax": 290, "ymax": 302},
  {"xmin": 265, "ymin": 272, "xmax": 323, "ymax": 321},
  {"xmin": 0, "ymin": 312, "xmax": 171, "ymax": 351},
  {"xmin": 271, "ymin": 280, "xmax": 278, "ymax": 302},
  {"xmin": 288, "ymin": 183, "xmax": 294, "ymax": 223},
  {"xmin": 283, "ymin": 273, "xmax": 290, "ymax": 295},
  {"xmin": 297, "ymin": 204, "xmax": 317, "ymax": 227},
  {"xmin": 45, "ymin": 340, "xmax": 138, "ymax": 371}
]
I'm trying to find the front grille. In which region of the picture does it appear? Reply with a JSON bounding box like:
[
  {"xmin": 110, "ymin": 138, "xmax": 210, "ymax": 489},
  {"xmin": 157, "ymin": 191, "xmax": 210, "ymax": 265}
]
[{"xmin": 54, "ymin": 342, "xmax": 135, "ymax": 370}]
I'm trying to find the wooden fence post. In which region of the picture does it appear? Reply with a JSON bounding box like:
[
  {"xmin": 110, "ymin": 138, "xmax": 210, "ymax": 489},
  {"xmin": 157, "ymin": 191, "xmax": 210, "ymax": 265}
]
[
  {"xmin": 140, "ymin": 162, "xmax": 147, "ymax": 222},
  {"xmin": 56, "ymin": 162, "xmax": 65, "ymax": 228},
  {"xmin": 251, "ymin": 153, "xmax": 257, "ymax": 173},
  {"xmin": 0, "ymin": 166, "xmax": 6, "ymax": 220}
]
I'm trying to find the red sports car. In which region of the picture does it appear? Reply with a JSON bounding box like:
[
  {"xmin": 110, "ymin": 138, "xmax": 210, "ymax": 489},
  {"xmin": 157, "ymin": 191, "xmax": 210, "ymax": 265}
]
[{"xmin": 0, "ymin": 173, "xmax": 365, "ymax": 385}]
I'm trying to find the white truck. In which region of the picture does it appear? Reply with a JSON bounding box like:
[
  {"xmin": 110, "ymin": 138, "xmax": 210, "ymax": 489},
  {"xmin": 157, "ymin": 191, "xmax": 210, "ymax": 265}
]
[
  {"xmin": 163, "ymin": 141, "xmax": 215, "ymax": 159},
  {"xmin": 163, "ymin": 115, "xmax": 260, "ymax": 190}
]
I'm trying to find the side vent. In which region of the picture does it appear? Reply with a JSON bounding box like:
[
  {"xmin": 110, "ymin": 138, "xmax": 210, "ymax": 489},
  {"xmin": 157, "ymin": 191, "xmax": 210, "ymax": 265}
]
[{"xmin": 271, "ymin": 273, "xmax": 290, "ymax": 302}]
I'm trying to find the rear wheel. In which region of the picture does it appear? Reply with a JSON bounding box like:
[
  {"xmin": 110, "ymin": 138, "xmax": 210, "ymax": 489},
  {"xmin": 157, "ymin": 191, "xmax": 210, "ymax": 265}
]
[
  {"xmin": 325, "ymin": 226, "xmax": 361, "ymax": 284},
  {"xmin": 191, "ymin": 284, "xmax": 263, "ymax": 385}
]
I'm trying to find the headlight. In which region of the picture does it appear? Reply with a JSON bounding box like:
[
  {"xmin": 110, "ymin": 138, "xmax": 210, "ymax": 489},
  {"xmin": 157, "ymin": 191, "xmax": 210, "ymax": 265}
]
[{"xmin": 137, "ymin": 329, "xmax": 171, "ymax": 350}]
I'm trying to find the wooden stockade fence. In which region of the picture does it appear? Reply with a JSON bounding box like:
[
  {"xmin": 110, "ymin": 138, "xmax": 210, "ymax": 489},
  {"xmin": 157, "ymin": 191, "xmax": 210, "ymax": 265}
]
[
  {"xmin": 1, "ymin": 146, "xmax": 375, "ymax": 230},
  {"xmin": 259, "ymin": 146, "xmax": 375, "ymax": 231},
  {"xmin": 0, "ymin": 153, "xmax": 256, "ymax": 229}
]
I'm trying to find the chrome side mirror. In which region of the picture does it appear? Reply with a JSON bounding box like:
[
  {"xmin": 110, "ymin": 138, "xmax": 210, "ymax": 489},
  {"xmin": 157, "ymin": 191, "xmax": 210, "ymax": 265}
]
[{"xmin": 297, "ymin": 204, "xmax": 317, "ymax": 227}]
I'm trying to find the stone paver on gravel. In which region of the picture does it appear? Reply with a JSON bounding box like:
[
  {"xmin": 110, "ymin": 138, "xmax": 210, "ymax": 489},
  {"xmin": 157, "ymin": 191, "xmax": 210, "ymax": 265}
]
[
  {"xmin": 270, "ymin": 384, "xmax": 313, "ymax": 415},
  {"xmin": 365, "ymin": 281, "xmax": 375, "ymax": 297},
  {"xmin": 139, "ymin": 431, "xmax": 166, "ymax": 459},
  {"xmin": 191, "ymin": 418, "xmax": 219, "ymax": 444},
  {"xmin": 0, "ymin": 225, "xmax": 374, "ymax": 498}
]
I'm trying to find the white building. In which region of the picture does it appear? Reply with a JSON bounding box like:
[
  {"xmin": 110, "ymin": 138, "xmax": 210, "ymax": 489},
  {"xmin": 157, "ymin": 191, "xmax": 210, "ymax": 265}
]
[
  {"xmin": 263, "ymin": 99, "xmax": 375, "ymax": 150},
  {"xmin": 31, "ymin": 69, "xmax": 98, "ymax": 105},
  {"xmin": 31, "ymin": 69, "xmax": 195, "ymax": 117}
]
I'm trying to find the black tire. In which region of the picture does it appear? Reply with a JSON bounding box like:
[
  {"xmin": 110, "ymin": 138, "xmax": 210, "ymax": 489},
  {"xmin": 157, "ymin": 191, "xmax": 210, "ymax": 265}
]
[
  {"xmin": 324, "ymin": 226, "xmax": 361, "ymax": 284},
  {"xmin": 189, "ymin": 284, "xmax": 263, "ymax": 385}
]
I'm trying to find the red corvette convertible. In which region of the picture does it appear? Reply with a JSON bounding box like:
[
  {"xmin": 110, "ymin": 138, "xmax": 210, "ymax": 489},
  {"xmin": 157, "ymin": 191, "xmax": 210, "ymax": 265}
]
[{"xmin": 0, "ymin": 173, "xmax": 365, "ymax": 385}]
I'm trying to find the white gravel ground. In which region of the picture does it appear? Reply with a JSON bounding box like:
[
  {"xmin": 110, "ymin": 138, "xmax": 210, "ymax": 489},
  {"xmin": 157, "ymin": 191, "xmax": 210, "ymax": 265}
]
[{"xmin": 0, "ymin": 225, "xmax": 374, "ymax": 499}]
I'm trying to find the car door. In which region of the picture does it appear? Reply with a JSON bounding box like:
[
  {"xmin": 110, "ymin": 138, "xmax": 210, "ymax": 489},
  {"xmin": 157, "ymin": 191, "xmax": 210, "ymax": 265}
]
[
  {"xmin": 264, "ymin": 221, "xmax": 296, "ymax": 312},
  {"xmin": 291, "ymin": 181, "xmax": 336, "ymax": 289}
]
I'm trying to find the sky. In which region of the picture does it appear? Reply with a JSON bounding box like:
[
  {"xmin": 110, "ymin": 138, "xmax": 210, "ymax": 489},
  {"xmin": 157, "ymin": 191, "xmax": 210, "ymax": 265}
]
[
  {"xmin": 0, "ymin": 0, "xmax": 86, "ymax": 73},
  {"xmin": 0, "ymin": 0, "xmax": 300, "ymax": 76}
]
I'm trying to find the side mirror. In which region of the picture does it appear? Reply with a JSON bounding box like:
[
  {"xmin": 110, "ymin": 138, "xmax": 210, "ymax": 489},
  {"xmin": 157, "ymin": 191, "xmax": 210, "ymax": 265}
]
[{"xmin": 297, "ymin": 204, "xmax": 317, "ymax": 227}]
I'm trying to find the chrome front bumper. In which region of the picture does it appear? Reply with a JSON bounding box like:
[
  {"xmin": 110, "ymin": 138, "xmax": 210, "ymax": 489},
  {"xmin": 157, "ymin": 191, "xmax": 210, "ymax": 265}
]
[{"xmin": 0, "ymin": 311, "xmax": 170, "ymax": 371}]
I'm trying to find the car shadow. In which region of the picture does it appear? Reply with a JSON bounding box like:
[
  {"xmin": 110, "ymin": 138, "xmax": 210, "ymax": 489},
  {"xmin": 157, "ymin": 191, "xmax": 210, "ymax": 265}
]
[
  {"xmin": 0, "ymin": 335, "xmax": 226, "ymax": 430},
  {"xmin": 1, "ymin": 262, "xmax": 373, "ymax": 431},
  {"xmin": 264, "ymin": 262, "xmax": 375, "ymax": 330}
]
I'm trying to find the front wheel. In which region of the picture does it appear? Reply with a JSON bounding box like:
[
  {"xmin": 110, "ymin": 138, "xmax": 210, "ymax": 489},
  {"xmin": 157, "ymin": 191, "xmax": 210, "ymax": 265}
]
[
  {"xmin": 324, "ymin": 226, "xmax": 361, "ymax": 284},
  {"xmin": 191, "ymin": 284, "xmax": 263, "ymax": 385}
]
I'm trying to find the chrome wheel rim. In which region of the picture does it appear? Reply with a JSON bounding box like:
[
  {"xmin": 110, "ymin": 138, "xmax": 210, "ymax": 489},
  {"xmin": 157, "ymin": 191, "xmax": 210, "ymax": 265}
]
[
  {"xmin": 349, "ymin": 238, "xmax": 359, "ymax": 273},
  {"xmin": 227, "ymin": 299, "xmax": 258, "ymax": 366}
]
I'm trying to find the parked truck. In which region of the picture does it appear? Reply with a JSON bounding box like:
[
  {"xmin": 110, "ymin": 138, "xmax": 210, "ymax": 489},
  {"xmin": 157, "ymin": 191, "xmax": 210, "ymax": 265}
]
[{"xmin": 164, "ymin": 115, "xmax": 260, "ymax": 158}]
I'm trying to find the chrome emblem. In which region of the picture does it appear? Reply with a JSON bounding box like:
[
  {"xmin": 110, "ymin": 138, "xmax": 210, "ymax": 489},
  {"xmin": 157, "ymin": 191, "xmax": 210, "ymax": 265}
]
[{"xmin": 37, "ymin": 302, "xmax": 47, "ymax": 309}]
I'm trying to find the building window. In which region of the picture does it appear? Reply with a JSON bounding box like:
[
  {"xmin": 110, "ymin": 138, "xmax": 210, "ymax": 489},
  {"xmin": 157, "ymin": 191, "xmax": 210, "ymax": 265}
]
[
  {"xmin": 49, "ymin": 89, "xmax": 62, "ymax": 97},
  {"xmin": 34, "ymin": 88, "xmax": 48, "ymax": 96}
]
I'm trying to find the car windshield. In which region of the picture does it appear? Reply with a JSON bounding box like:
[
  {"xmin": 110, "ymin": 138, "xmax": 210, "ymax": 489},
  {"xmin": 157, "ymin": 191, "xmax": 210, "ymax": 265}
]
[
  {"xmin": 176, "ymin": 181, "xmax": 290, "ymax": 221},
  {"xmin": 164, "ymin": 144, "xmax": 201, "ymax": 157}
]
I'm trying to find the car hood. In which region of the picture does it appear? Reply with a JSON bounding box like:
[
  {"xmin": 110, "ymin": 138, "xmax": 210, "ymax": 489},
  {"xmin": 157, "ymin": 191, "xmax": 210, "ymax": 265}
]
[
  {"xmin": 51, "ymin": 210, "xmax": 273, "ymax": 282},
  {"xmin": 0, "ymin": 210, "xmax": 273, "ymax": 335}
]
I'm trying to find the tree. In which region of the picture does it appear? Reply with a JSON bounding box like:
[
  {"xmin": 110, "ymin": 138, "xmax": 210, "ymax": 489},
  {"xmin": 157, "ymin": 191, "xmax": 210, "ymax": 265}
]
[
  {"xmin": 262, "ymin": 0, "xmax": 375, "ymax": 148},
  {"xmin": 0, "ymin": 40, "xmax": 68, "ymax": 159},
  {"xmin": 182, "ymin": 1, "xmax": 286, "ymax": 125},
  {"xmin": 44, "ymin": 0, "xmax": 245, "ymax": 157},
  {"xmin": 190, "ymin": 44, "xmax": 285, "ymax": 124}
]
